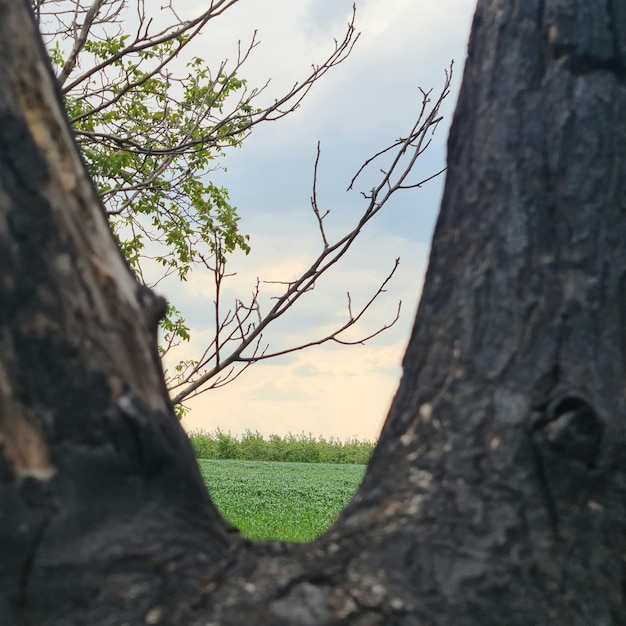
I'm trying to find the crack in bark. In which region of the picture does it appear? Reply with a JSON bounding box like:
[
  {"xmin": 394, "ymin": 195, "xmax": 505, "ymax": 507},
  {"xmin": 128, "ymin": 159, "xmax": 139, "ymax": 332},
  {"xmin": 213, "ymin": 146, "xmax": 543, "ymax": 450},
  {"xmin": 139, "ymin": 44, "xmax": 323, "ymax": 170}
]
[
  {"xmin": 540, "ymin": 0, "xmax": 626, "ymax": 84},
  {"xmin": 555, "ymin": 48, "xmax": 626, "ymax": 81},
  {"xmin": 607, "ymin": 0, "xmax": 626, "ymax": 76},
  {"xmin": 527, "ymin": 418, "xmax": 561, "ymax": 536},
  {"xmin": 17, "ymin": 508, "xmax": 54, "ymax": 626},
  {"xmin": 536, "ymin": 0, "xmax": 549, "ymax": 87}
]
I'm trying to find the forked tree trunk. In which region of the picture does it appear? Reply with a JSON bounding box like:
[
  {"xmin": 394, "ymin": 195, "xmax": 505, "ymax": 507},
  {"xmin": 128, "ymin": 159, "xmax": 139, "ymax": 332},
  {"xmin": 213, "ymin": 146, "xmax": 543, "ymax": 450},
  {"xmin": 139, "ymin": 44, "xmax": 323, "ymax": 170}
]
[{"xmin": 1, "ymin": 0, "xmax": 624, "ymax": 624}]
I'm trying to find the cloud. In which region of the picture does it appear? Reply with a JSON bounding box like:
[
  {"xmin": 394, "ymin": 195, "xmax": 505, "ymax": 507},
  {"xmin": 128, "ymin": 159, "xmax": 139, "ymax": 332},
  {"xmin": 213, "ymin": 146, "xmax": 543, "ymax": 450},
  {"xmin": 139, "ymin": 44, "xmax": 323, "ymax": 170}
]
[
  {"xmin": 247, "ymin": 379, "xmax": 310, "ymax": 402},
  {"xmin": 162, "ymin": 0, "xmax": 478, "ymax": 439},
  {"xmin": 291, "ymin": 361, "xmax": 326, "ymax": 377},
  {"xmin": 181, "ymin": 343, "xmax": 400, "ymax": 440},
  {"xmin": 302, "ymin": 1, "xmax": 356, "ymax": 38},
  {"xmin": 358, "ymin": 0, "xmax": 412, "ymax": 36}
]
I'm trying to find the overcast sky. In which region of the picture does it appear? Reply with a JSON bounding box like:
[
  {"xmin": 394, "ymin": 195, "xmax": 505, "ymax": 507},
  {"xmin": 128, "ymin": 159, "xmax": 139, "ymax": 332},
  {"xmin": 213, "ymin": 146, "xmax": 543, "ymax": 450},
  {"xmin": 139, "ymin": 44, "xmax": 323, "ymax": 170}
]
[{"xmin": 159, "ymin": 0, "xmax": 477, "ymax": 440}]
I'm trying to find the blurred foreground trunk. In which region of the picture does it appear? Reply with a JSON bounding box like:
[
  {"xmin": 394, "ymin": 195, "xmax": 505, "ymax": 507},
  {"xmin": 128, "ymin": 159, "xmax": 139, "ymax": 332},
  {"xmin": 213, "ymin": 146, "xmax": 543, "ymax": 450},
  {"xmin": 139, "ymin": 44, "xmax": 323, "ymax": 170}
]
[{"xmin": 0, "ymin": 0, "xmax": 624, "ymax": 624}]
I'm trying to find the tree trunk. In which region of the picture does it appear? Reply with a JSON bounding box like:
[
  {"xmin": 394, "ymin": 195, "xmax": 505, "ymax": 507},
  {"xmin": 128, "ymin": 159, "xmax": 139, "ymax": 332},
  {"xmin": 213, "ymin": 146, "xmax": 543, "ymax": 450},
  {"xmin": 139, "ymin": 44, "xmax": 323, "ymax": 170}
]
[{"xmin": 1, "ymin": 0, "xmax": 624, "ymax": 624}]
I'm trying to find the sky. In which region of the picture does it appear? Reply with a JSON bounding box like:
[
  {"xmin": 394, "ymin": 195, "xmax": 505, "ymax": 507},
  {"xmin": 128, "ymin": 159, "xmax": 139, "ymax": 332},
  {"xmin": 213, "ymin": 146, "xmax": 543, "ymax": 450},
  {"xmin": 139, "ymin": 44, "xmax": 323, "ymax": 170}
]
[{"xmin": 157, "ymin": 0, "xmax": 477, "ymax": 441}]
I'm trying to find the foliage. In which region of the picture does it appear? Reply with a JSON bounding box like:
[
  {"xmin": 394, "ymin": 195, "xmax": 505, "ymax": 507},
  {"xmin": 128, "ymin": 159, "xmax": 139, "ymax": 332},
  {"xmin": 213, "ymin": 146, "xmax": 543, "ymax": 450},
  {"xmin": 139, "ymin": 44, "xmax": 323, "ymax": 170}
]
[
  {"xmin": 197, "ymin": 459, "xmax": 365, "ymax": 541},
  {"xmin": 40, "ymin": 5, "xmax": 253, "ymax": 353},
  {"xmin": 189, "ymin": 429, "xmax": 376, "ymax": 465},
  {"xmin": 60, "ymin": 38, "xmax": 251, "ymax": 275}
]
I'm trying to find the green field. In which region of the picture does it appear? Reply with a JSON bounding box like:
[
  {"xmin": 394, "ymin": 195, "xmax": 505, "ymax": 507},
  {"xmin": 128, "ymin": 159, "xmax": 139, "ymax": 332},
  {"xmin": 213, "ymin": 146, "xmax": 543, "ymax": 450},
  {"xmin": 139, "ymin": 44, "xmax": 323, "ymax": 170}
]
[{"xmin": 198, "ymin": 459, "xmax": 366, "ymax": 542}]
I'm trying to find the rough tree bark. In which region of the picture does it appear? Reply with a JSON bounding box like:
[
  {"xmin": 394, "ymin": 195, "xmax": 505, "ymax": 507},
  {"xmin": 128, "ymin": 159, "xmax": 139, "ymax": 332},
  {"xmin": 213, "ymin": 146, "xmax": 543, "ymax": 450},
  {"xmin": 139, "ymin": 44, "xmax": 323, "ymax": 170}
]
[{"xmin": 0, "ymin": 0, "xmax": 624, "ymax": 624}]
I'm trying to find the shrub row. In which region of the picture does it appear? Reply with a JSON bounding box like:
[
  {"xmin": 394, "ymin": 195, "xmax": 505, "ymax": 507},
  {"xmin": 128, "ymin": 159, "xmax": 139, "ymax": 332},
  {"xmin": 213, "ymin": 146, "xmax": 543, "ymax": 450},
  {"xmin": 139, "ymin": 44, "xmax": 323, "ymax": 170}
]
[{"xmin": 189, "ymin": 429, "xmax": 376, "ymax": 465}]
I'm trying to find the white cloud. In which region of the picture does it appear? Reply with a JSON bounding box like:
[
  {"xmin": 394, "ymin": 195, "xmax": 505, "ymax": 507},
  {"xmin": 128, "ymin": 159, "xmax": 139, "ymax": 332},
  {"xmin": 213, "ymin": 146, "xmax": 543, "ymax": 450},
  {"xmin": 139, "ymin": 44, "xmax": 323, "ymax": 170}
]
[
  {"xmin": 181, "ymin": 341, "xmax": 402, "ymax": 440},
  {"xmin": 359, "ymin": 0, "xmax": 412, "ymax": 36},
  {"xmin": 247, "ymin": 379, "xmax": 310, "ymax": 402},
  {"xmin": 291, "ymin": 361, "xmax": 326, "ymax": 377}
]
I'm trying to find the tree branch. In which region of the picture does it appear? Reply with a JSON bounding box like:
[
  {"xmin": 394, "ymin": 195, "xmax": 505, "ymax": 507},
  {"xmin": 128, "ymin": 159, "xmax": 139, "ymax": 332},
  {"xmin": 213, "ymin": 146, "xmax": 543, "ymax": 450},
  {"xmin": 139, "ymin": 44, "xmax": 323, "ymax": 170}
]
[{"xmin": 170, "ymin": 65, "xmax": 453, "ymax": 405}]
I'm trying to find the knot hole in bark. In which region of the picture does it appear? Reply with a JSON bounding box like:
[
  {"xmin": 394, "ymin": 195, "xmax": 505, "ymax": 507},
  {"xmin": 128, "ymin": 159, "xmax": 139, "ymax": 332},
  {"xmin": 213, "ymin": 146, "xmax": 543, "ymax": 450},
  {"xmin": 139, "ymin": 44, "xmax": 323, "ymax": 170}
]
[{"xmin": 541, "ymin": 396, "xmax": 604, "ymax": 469}]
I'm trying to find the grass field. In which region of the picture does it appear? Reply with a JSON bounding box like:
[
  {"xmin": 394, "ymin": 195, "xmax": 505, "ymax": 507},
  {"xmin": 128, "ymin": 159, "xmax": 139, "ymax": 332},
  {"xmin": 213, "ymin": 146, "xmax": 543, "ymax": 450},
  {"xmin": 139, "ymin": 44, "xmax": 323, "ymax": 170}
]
[{"xmin": 198, "ymin": 459, "xmax": 366, "ymax": 542}]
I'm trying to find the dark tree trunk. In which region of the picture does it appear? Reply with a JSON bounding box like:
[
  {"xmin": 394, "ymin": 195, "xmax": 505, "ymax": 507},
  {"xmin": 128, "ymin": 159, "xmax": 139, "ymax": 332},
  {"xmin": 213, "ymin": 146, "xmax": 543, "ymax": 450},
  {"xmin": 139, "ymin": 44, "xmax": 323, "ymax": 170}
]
[{"xmin": 1, "ymin": 0, "xmax": 624, "ymax": 624}]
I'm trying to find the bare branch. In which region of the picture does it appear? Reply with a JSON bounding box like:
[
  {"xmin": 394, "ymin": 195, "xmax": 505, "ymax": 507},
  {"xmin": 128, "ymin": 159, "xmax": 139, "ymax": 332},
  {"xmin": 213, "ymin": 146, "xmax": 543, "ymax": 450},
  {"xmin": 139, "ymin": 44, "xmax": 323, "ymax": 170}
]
[
  {"xmin": 237, "ymin": 259, "xmax": 402, "ymax": 360},
  {"xmin": 61, "ymin": 0, "xmax": 241, "ymax": 94},
  {"xmin": 310, "ymin": 141, "xmax": 330, "ymax": 249},
  {"xmin": 170, "ymin": 65, "xmax": 454, "ymax": 405},
  {"xmin": 57, "ymin": 0, "xmax": 108, "ymax": 86}
]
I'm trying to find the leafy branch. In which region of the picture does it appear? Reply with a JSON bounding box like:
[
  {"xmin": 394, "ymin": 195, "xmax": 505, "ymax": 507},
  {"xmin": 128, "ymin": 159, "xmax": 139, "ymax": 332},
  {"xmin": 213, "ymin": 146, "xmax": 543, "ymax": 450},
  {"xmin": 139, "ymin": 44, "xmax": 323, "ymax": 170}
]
[{"xmin": 35, "ymin": 0, "xmax": 358, "ymax": 357}]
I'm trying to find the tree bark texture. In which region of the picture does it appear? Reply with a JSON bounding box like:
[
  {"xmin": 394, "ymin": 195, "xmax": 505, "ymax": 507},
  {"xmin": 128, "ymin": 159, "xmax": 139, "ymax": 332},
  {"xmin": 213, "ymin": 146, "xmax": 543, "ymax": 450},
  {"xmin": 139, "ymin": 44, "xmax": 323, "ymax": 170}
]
[{"xmin": 0, "ymin": 1, "xmax": 624, "ymax": 625}]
